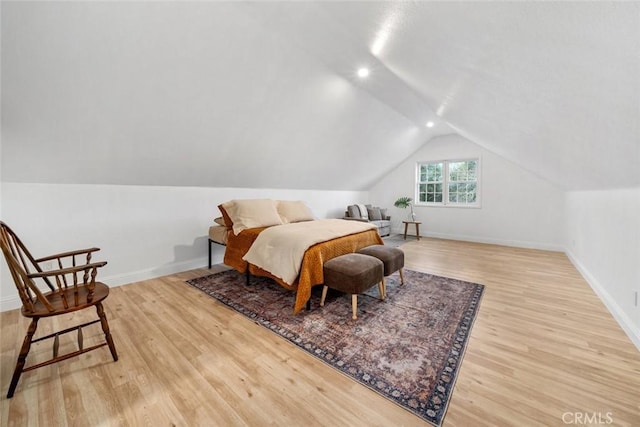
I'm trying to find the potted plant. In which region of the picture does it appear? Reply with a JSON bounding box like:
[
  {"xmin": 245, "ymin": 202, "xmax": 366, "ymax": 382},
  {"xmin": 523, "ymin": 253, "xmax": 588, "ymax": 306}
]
[{"xmin": 394, "ymin": 196, "xmax": 416, "ymax": 221}]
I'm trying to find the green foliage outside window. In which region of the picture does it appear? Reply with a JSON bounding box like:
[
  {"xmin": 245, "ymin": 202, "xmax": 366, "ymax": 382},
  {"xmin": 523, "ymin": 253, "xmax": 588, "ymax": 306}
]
[{"xmin": 417, "ymin": 159, "xmax": 479, "ymax": 205}]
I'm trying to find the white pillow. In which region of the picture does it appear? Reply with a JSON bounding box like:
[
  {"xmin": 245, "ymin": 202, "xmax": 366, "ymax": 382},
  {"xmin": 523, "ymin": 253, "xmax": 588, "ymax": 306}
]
[
  {"xmin": 226, "ymin": 199, "xmax": 283, "ymax": 235},
  {"xmin": 277, "ymin": 200, "xmax": 315, "ymax": 224}
]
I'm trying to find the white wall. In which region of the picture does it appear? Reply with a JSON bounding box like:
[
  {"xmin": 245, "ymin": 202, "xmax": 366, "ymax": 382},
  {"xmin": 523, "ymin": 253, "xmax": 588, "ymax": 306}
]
[
  {"xmin": 565, "ymin": 188, "xmax": 640, "ymax": 348},
  {"xmin": 369, "ymin": 134, "xmax": 565, "ymax": 250},
  {"xmin": 0, "ymin": 183, "xmax": 367, "ymax": 311}
]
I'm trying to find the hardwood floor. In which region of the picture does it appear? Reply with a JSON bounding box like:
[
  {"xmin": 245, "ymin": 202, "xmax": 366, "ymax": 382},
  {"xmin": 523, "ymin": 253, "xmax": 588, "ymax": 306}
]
[{"xmin": 2, "ymin": 238, "xmax": 639, "ymax": 426}]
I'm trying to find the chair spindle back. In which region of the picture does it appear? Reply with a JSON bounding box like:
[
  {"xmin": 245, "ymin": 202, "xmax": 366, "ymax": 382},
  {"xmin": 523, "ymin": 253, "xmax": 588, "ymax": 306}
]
[{"xmin": 0, "ymin": 222, "xmax": 105, "ymax": 314}]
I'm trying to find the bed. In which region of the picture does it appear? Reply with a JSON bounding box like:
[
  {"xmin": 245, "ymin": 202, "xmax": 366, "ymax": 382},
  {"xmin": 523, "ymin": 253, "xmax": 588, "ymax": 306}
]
[{"xmin": 217, "ymin": 199, "xmax": 383, "ymax": 313}]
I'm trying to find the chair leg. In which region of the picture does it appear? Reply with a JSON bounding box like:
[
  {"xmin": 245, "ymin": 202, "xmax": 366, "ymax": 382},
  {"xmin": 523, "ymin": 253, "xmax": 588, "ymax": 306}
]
[
  {"xmin": 7, "ymin": 318, "xmax": 39, "ymax": 398},
  {"xmin": 378, "ymin": 279, "xmax": 386, "ymax": 301},
  {"xmin": 96, "ymin": 303, "xmax": 118, "ymax": 362},
  {"xmin": 320, "ymin": 286, "xmax": 328, "ymax": 306},
  {"xmin": 351, "ymin": 294, "xmax": 358, "ymax": 320},
  {"xmin": 399, "ymin": 268, "xmax": 405, "ymax": 285}
]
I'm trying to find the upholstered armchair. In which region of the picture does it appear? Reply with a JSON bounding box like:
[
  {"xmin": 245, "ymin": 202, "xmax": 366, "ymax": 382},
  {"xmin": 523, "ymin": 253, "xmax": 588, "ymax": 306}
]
[{"xmin": 344, "ymin": 204, "xmax": 391, "ymax": 237}]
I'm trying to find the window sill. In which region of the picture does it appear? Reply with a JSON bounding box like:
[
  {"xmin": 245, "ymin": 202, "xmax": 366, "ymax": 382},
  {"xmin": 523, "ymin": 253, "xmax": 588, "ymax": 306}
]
[{"xmin": 414, "ymin": 203, "xmax": 482, "ymax": 209}]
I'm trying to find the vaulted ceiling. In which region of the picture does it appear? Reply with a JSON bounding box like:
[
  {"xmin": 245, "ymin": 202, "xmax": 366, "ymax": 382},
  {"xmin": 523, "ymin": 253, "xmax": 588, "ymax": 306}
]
[{"xmin": 2, "ymin": 2, "xmax": 638, "ymax": 191}]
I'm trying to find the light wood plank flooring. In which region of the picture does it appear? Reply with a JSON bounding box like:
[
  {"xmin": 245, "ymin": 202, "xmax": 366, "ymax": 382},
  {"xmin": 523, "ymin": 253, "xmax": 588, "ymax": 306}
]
[{"xmin": 1, "ymin": 238, "xmax": 639, "ymax": 426}]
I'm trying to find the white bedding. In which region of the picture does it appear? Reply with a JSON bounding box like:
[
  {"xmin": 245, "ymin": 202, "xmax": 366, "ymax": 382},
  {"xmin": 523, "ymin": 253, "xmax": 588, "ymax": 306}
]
[{"xmin": 242, "ymin": 219, "xmax": 376, "ymax": 285}]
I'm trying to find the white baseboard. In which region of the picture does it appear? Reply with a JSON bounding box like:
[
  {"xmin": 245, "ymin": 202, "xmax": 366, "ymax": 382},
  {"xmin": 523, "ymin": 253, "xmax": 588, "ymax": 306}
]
[
  {"xmin": 391, "ymin": 228, "xmax": 564, "ymax": 252},
  {"xmin": 102, "ymin": 256, "xmax": 213, "ymax": 287},
  {"xmin": 0, "ymin": 254, "xmax": 224, "ymax": 313},
  {"xmin": 0, "ymin": 295, "xmax": 21, "ymax": 313},
  {"xmin": 565, "ymin": 249, "xmax": 640, "ymax": 351}
]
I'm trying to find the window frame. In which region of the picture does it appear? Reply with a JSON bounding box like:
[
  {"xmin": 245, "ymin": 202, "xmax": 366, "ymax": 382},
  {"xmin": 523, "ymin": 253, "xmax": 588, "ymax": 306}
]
[{"xmin": 415, "ymin": 158, "xmax": 481, "ymax": 208}]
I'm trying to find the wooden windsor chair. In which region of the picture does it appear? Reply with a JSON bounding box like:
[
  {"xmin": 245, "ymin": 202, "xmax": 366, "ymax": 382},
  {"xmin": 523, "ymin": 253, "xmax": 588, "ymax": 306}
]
[{"xmin": 0, "ymin": 221, "xmax": 118, "ymax": 398}]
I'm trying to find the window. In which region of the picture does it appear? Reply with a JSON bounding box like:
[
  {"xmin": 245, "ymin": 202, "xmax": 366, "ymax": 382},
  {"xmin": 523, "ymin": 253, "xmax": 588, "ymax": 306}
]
[
  {"xmin": 417, "ymin": 162, "xmax": 444, "ymax": 203},
  {"xmin": 416, "ymin": 159, "xmax": 480, "ymax": 207}
]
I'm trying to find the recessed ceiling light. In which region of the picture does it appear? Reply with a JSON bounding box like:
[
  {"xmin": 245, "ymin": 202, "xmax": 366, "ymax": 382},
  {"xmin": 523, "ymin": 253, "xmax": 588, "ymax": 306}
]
[
  {"xmin": 426, "ymin": 121, "xmax": 435, "ymax": 128},
  {"xmin": 357, "ymin": 68, "xmax": 370, "ymax": 78}
]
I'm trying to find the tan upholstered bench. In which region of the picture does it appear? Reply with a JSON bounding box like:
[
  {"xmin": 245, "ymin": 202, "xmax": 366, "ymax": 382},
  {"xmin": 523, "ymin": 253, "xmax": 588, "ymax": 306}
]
[
  {"xmin": 320, "ymin": 253, "xmax": 384, "ymax": 320},
  {"xmin": 357, "ymin": 245, "xmax": 405, "ymax": 299}
]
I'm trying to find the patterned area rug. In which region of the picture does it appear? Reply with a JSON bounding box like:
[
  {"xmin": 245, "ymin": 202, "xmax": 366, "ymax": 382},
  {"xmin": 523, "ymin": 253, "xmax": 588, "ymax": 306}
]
[
  {"xmin": 381, "ymin": 233, "xmax": 411, "ymax": 248},
  {"xmin": 187, "ymin": 269, "xmax": 483, "ymax": 426}
]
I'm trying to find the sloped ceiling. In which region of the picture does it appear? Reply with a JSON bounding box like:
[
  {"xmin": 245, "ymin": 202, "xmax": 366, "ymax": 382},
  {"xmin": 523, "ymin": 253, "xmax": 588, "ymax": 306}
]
[{"xmin": 2, "ymin": 2, "xmax": 639, "ymax": 191}]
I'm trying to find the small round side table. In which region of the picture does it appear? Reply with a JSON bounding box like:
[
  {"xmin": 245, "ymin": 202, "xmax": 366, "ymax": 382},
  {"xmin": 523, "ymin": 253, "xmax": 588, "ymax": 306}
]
[{"xmin": 402, "ymin": 221, "xmax": 422, "ymax": 241}]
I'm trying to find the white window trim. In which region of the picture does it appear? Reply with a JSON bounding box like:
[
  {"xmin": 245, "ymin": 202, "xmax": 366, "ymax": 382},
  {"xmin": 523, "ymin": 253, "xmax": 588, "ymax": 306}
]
[{"xmin": 414, "ymin": 157, "xmax": 482, "ymax": 208}]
